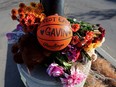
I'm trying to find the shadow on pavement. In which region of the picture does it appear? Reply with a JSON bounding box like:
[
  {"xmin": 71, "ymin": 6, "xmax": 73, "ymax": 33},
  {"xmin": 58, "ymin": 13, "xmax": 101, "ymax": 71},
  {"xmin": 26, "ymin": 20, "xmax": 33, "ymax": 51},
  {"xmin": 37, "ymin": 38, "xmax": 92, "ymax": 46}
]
[
  {"xmin": 66, "ymin": 9, "xmax": 116, "ymax": 21},
  {"xmin": 4, "ymin": 44, "xmax": 25, "ymax": 87},
  {"xmin": 105, "ymin": 0, "xmax": 116, "ymax": 3}
]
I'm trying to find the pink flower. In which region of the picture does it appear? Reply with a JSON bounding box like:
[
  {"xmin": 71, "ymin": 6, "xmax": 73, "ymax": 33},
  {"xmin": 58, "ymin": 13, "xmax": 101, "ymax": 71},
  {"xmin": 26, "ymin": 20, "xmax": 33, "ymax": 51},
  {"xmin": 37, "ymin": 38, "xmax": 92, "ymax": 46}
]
[
  {"xmin": 60, "ymin": 66, "xmax": 86, "ymax": 87},
  {"xmin": 60, "ymin": 74, "xmax": 75, "ymax": 87},
  {"xmin": 47, "ymin": 63, "xmax": 64, "ymax": 77}
]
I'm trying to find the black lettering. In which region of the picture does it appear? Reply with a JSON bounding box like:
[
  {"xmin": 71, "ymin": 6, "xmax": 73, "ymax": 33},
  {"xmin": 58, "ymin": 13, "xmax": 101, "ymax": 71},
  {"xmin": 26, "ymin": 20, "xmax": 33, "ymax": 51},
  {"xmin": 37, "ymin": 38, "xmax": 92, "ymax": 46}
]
[
  {"xmin": 61, "ymin": 28, "xmax": 69, "ymax": 37},
  {"xmin": 52, "ymin": 17, "xmax": 56, "ymax": 22},
  {"xmin": 45, "ymin": 27, "xmax": 51, "ymax": 36},
  {"xmin": 42, "ymin": 17, "xmax": 56, "ymax": 23},
  {"xmin": 43, "ymin": 42, "xmax": 64, "ymax": 49},
  {"xmin": 44, "ymin": 27, "xmax": 71, "ymax": 37},
  {"xmin": 47, "ymin": 18, "xmax": 52, "ymax": 22},
  {"xmin": 40, "ymin": 29, "xmax": 44, "ymax": 35},
  {"xmin": 58, "ymin": 17, "xmax": 67, "ymax": 23},
  {"xmin": 58, "ymin": 17, "xmax": 64, "ymax": 23},
  {"xmin": 56, "ymin": 28, "xmax": 61, "ymax": 37},
  {"xmin": 51, "ymin": 28, "xmax": 55, "ymax": 36},
  {"xmin": 61, "ymin": 29, "xmax": 64, "ymax": 37}
]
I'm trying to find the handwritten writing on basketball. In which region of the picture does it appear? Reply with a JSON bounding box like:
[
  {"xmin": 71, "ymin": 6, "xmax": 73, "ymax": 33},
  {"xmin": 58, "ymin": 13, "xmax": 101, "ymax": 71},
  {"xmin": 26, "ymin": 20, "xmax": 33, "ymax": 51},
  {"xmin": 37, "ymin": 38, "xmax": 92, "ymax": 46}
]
[
  {"xmin": 43, "ymin": 42, "xmax": 64, "ymax": 49},
  {"xmin": 42, "ymin": 16, "xmax": 68, "ymax": 24},
  {"xmin": 37, "ymin": 15, "xmax": 73, "ymax": 51},
  {"xmin": 40, "ymin": 27, "xmax": 72, "ymax": 37}
]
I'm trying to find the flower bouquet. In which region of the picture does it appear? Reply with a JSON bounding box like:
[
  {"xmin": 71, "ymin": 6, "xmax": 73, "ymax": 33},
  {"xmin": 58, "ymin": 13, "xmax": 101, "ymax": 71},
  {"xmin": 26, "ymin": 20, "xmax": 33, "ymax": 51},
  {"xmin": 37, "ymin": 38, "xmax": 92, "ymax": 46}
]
[{"xmin": 6, "ymin": 1, "xmax": 105, "ymax": 87}]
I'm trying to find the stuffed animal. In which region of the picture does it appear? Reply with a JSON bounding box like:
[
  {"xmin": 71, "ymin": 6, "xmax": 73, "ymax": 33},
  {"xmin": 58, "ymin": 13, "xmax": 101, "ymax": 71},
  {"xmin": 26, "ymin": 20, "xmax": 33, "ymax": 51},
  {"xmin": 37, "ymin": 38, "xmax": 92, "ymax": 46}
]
[{"xmin": 12, "ymin": 33, "xmax": 52, "ymax": 71}]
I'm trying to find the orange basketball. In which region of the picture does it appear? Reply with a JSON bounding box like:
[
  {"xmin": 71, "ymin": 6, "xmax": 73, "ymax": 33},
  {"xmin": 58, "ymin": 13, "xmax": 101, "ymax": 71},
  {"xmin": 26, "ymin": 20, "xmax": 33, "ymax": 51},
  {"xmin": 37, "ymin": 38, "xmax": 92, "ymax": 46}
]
[{"xmin": 37, "ymin": 15, "xmax": 72, "ymax": 51}]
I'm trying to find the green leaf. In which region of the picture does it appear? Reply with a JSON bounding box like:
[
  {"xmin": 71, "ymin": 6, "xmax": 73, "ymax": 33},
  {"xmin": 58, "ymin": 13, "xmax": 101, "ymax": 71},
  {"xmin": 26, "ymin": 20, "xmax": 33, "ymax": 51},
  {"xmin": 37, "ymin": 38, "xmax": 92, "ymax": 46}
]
[
  {"xmin": 82, "ymin": 50, "xmax": 91, "ymax": 60},
  {"xmin": 67, "ymin": 18, "xmax": 79, "ymax": 24},
  {"xmin": 63, "ymin": 62, "xmax": 72, "ymax": 67}
]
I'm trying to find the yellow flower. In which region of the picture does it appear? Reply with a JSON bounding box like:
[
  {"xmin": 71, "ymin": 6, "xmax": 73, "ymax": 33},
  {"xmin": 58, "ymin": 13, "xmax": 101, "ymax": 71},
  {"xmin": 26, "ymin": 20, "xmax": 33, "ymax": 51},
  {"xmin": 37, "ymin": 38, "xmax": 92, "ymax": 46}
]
[
  {"xmin": 39, "ymin": 13, "xmax": 46, "ymax": 22},
  {"xmin": 32, "ymin": 9, "xmax": 43, "ymax": 17},
  {"xmin": 93, "ymin": 41, "xmax": 101, "ymax": 48},
  {"xmin": 84, "ymin": 41, "xmax": 103, "ymax": 52},
  {"xmin": 84, "ymin": 43, "xmax": 94, "ymax": 52}
]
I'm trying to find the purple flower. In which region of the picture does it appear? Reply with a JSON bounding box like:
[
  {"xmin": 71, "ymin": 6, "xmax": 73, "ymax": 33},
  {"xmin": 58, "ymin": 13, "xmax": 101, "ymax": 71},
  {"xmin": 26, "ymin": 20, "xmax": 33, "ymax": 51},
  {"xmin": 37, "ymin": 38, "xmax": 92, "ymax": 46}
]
[
  {"xmin": 16, "ymin": 24, "xmax": 23, "ymax": 30},
  {"xmin": 68, "ymin": 49, "xmax": 80, "ymax": 62},
  {"xmin": 47, "ymin": 63, "xmax": 64, "ymax": 77},
  {"xmin": 62, "ymin": 45, "xmax": 81, "ymax": 62},
  {"xmin": 60, "ymin": 66, "xmax": 86, "ymax": 87}
]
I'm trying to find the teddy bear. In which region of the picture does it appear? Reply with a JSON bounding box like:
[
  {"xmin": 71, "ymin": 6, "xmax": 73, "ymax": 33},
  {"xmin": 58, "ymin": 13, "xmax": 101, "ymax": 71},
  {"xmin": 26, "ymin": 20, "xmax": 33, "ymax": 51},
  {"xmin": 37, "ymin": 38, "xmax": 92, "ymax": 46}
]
[{"xmin": 11, "ymin": 33, "xmax": 52, "ymax": 71}]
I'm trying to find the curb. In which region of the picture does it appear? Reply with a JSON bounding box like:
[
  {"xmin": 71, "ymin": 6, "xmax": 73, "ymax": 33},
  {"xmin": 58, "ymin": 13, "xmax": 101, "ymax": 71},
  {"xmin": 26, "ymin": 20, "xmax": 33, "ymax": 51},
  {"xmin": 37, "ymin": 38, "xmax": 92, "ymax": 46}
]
[{"xmin": 96, "ymin": 47, "xmax": 116, "ymax": 67}]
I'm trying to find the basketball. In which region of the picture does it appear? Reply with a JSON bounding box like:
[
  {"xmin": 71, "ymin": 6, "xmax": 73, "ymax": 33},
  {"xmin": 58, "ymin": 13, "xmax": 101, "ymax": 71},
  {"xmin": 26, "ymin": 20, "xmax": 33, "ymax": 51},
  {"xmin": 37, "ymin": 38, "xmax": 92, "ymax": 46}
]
[{"xmin": 37, "ymin": 15, "xmax": 72, "ymax": 51}]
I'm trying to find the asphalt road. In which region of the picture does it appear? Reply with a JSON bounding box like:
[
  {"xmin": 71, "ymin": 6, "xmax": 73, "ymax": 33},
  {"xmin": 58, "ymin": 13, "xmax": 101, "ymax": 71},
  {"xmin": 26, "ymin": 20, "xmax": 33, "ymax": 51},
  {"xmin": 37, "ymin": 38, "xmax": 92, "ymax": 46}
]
[{"xmin": 0, "ymin": 0, "xmax": 116, "ymax": 87}]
